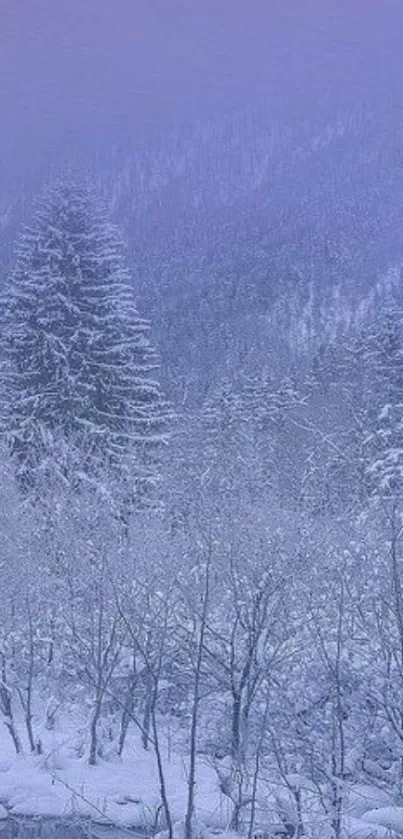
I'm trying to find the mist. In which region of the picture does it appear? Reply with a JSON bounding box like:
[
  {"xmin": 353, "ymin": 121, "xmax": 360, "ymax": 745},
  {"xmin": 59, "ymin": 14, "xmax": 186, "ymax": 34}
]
[{"xmin": 2, "ymin": 0, "xmax": 403, "ymax": 176}]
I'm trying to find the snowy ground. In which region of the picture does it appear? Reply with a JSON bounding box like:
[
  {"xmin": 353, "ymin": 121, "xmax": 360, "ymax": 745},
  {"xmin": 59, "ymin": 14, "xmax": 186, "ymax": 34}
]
[
  {"xmin": 0, "ymin": 714, "xmax": 229, "ymax": 832},
  {"xmin": 2, "ymin": 716, "xmax": 403, "ymax": 837}
]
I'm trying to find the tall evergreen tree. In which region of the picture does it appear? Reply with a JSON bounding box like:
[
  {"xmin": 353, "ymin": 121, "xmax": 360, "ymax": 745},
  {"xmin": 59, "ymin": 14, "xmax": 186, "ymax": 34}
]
[{"xmin": 0, "ymin": 179, "xmax": 167, "ymax": 507}]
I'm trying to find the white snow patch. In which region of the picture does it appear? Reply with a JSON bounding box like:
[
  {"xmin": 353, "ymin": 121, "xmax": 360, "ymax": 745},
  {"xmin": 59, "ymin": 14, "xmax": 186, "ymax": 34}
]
[
  {"xmin": 0, "ymin": 721, "xmax": 224, "ymax": 830},
  {"xmin": 361, "ymin": 806, "xmax": 403, "ymax": 832}
]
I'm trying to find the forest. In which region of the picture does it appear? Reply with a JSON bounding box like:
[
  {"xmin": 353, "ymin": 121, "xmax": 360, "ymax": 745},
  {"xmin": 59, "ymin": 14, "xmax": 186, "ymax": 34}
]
[
  {"xmin": 2, "ymin": 1, "xmax": 403, "ymax": 835},
  {"xmin": 1, "ymin": 104, "xmax": 403, "ymax": 839}
]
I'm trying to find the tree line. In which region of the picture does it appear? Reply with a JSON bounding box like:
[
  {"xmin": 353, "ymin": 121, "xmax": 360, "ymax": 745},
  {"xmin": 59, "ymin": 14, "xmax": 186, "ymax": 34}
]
[{"xmin": 1, "ymin": 178, "xmax": 403, "ymax": 839}]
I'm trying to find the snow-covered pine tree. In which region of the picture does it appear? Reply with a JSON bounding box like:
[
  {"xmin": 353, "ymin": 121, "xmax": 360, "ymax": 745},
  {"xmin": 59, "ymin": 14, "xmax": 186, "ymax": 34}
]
[{"xmin": 0, "ymin": 178, "xmax": 167, "ymax": 509}]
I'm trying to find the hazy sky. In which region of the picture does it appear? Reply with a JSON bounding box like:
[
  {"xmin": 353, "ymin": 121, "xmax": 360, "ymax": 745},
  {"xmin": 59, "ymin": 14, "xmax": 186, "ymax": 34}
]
[{"xmin": 1, "ymin": 1, "xmax": 403, "ymax": 173}]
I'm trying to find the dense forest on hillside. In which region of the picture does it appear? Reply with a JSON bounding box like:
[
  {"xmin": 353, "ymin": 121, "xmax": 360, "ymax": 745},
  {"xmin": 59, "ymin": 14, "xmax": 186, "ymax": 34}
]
[{"xmin": 2, "ymin": 100, "xmax": 403, "ymax": 839}]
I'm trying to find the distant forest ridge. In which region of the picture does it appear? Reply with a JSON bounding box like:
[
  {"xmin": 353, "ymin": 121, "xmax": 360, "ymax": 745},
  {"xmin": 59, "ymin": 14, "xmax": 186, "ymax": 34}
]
[{"xmin": 2, "ymin": 102, "xmax": 403, "ymax": 396}]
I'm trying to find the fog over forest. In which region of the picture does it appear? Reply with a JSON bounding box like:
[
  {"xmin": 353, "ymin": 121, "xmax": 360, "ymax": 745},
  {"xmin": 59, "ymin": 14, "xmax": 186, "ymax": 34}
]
[{"xmin": 2, "ymin": 3, "xmax": 403, "ymax": 839}]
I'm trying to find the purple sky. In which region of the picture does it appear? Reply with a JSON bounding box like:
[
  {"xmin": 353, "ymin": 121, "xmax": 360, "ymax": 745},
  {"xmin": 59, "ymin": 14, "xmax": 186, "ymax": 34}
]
[{"xmin": 1, "ymin": 0, "xmax": 403, "ymax": 168}]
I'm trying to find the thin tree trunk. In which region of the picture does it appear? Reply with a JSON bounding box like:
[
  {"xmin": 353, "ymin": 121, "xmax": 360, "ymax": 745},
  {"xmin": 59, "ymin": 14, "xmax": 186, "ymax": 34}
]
[
  {"xmin": 25, "ymin": 601, "xmax": 36, "ymax": 752},
  {"xmin": 13, "ymin": 600, "xmax": 37, "ymax": 752},
  {"xmin": 142, "ymin": 669, "xmax": 153, "ymax": 750},
  {"xmin": 231, "ymin": 691, "xmax": 242, "ymax": 761},
  {"xmin": 0, "ymin": 655, "xmax": 23, "ymax": 754},
  {"xmin": 89, "ymin": 698, "xmax": 102, "ymax": 766},
  {"xmin": 118, "ymin": 656, "xmax": 137, "ymax": 757},
  {"xmin": 331, "ymin": 582, "xmax": 346, "ymax": 839},
  {"xmin": 185, "ymin": 540, "xmax": 212, "ymax": 839},
  {"xmin": 248, "ymin": 689, "xmax": 269, "ymax": 839},
  {"xmin": 151, "ymin": 684, "xmax": 174, "ymax": 839}
]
